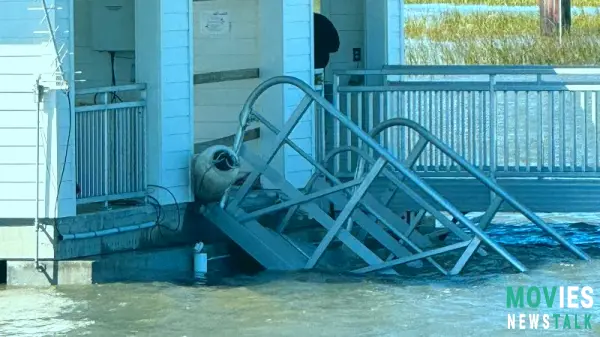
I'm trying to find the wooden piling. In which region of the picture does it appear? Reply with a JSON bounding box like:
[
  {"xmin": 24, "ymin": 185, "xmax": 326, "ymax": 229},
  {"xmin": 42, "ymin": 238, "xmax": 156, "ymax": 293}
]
[{"xmin": 539, "ymin": 0, "xmax": 572, "ymax": 36}]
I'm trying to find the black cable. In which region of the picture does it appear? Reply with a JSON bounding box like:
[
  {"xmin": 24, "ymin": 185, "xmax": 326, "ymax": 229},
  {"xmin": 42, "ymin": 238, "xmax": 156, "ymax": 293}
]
[
  {"xmin": 146, "ymin": 184, "xmax": 182, "ymax": 232},
  {"xmin": 55, "ymin": 90, "xmax": 72, "ymax": 215},
  {"xmin": 109, "ymin": 51, "xmax": 123, "ymax": 103},
  {"xmin": 147, "ymin": 195, "xmax": 176, "ymax": 240},
  {"xmin": 146, "ymin": 191, "xmax": 185, "ymax": 244},
  {"xmin": 93, "ymin": 51, "xmax": 123, "ymax": 104}
]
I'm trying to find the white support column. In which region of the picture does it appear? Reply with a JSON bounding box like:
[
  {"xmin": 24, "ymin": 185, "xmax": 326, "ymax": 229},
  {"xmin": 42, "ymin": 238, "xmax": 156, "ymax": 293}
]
[
  {"xmin": 135, "ymin": 0, "xmax": 194, "ymax": 205},
  {"xmin": 259, "ymin": 0, "xmax": 315, "ymax": 188},
  {"xmin": 364, "ymin": 0, "xmax": 404, "ymax": 84},
  {"xmin": 388, "ymin": 0, "xmax": 405, "ymax": 67},
  {"xmin": 135, "ymin": 0, "xmax": 163, "ymax": 202},
  {"xmin": 364, "ymin": 0, "xmax": 404, "ymax": 157},
  {"xmin": 48, "ymin": 0, "xmax": 76, "ymax": 217},
  {"xmin": 364, "ymin": 0, "xmax": 387, "ymax": 86}
]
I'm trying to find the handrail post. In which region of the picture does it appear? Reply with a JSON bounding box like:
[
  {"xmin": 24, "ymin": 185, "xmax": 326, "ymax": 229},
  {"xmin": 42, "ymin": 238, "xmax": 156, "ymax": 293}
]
[
  {"xmin": 141, "ymin": 89, "xmax": 148, "ymax": 203},
  {"xmin": 332, "ymin": 74, "xmax": 341, "ymax": 174},
  {"xmin": 489, "ymin": 74, "xmax": 497, "ymax": 204},
  {"xmin": 102, "ymin": 91, "xmax": 109, "ymax": 209}
]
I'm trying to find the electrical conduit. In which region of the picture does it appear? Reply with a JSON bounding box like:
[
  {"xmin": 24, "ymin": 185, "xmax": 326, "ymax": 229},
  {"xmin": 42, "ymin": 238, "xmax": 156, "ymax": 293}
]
[{"xmin": 59, "ymin": 222, "xmax": 155, "ymax": 240}]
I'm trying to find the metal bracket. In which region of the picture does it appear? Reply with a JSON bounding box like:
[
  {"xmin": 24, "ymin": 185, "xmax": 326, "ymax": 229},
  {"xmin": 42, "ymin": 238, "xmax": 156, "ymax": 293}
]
[{"xmin": 34, "ymin": 80, "xmax": 46, "ymax": 103}]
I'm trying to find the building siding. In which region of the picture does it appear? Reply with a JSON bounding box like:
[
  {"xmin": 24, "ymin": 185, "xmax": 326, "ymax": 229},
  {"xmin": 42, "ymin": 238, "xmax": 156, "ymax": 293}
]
[
  {"xmin": 387, "ymin": 0, "xmax": 404, "ymax": 66},
  {"xmin": 322, "ymin": 0, "xmax": 364, "ymax": 81},
  {"xmin": 0, "ymin": 0, "xmax": 73, "ymax": 218},
  {"xmin": 282, "ymin": 0, "xmax": 314, "ymax": 186},
  {"xmin": 322, "ymin": 0, "xmax": 403, "ymax": 80},
  {"xmin": 192, "ymin": 0, "xmax": 261, "ymax": 151},
  {"xmin": 192, "ymin": 0, "xmax": 314, "ymax": 187},
  {"xmin": 160, "ymin": 0, "xmax": 195, "ymax": 203},
  {"xmin": 1, "ymin": 0, "xmax": 196, "ymax": 216}
]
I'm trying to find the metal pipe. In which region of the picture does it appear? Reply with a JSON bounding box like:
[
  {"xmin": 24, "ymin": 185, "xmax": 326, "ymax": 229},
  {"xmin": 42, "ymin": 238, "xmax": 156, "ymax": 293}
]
[
  {"xmin": 336, "ymin": 65, "xmax": 600, "ymax": 76},
  {"xmin": 558, "ymin": 0, "xmax": 563, "ymax": 44},
  {"xmin": 103, "ymin": 92, "xmax": 109, "ymax": 208},
  {"xmin": 1, "ymin": 258, "xmax": 56, "ymax": 262},
  {"xmin": 305, "ymin": 157, "xmax": 388, "ymax": 269},
  {"xmin": 224, "ymin": 95, "xmax": 314, "ymax": 209},
  {"xmin": 35, "ymin": 80, "xmax": 42, "ymax": 268},
  {"xmin": 237, "ymin": 179, "xmax": 363, "ymax": 223},
  {"xmin": 59, "ymin": 222, "xmax": 155, "ymax": 240}
]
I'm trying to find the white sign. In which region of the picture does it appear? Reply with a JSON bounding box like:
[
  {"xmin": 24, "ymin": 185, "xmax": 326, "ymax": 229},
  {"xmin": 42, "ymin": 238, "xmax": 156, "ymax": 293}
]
[{"xmin": 200, "ymin": 10, "xmax": 230, "ymax": 35}]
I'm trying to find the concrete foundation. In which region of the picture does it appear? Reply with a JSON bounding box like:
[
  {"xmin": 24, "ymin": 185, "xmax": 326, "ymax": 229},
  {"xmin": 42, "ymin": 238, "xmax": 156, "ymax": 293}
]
[
  {"xmin": 0, "ymin": 199, "xmax": 242, "ymax": 286},
  {"xmin": 5, "ymin": 243, "xmax": 238, "ymax": 286}
]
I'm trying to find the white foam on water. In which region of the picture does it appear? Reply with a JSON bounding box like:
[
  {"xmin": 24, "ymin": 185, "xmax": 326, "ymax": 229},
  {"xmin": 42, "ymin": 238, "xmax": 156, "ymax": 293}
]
[
  {"xmin": 435, "ymin": 212, "xmax": 600, "ymax": 228},
  {"xmin": 0, "ymin": 288, "xmax": 94, "ymax": 337}
]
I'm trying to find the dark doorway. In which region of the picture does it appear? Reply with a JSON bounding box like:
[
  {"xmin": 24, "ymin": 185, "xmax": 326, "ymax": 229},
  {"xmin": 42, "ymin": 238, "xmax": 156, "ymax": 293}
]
[{"xmin": 0, "ymin": 260, "xmax": 7, "ymax": 284}]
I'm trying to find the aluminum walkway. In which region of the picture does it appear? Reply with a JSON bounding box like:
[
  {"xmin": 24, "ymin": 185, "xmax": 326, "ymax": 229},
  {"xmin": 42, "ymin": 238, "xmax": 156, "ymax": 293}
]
[{"xmin": 201, "ymin": 75, "xmax": 590, "ymax": 275}]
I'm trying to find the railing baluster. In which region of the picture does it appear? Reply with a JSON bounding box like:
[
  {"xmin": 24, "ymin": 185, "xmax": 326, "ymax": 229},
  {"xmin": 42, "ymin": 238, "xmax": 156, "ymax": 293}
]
[
  {"xmin": 319, "ymin": 68, "xmax": 600, "ymax": 180},
  {"xmin": 537, "ymin": 91, "xmax": 542, "ymax": 172},
  {"xmin": 525, "ymin": 91, "xmax": 530, "ymax": 171},
  {"xmin": 74, "ymin": 84, "xmax": 147, "ymax": 205},
  {"xmin": 560, "ymin": 91, "xmax": 565, "ymax": 171},
  {"xmin": 102, "ymin": 92, "xmax": 109, "ymax": 208},
  {"xmin": 583, "ymin": 91, "xmax": 588, "ymax": 171},
  {"xmin": 346, "ymin": 93, "xmax": 352, "ymax": 172},
  {"xmin": 512, "ymin": 91, "xmax": 521, "ymax": 172}
]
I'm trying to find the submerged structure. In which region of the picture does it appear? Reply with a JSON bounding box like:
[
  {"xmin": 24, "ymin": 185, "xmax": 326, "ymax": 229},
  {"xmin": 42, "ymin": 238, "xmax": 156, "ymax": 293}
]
[
  {"xmin": 197, "ymin": 74, "xmax": 593, "ymax": 276},
  {"xmin": 0, "ymin": 0, "xmax": 598, "ymax": 285}
]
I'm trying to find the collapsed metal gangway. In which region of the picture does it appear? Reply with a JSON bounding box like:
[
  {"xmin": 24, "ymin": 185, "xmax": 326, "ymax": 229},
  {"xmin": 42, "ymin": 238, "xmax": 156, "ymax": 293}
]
[{"xmin": 201, "ymin": 76, "xmax": 590, "ymax": 275}]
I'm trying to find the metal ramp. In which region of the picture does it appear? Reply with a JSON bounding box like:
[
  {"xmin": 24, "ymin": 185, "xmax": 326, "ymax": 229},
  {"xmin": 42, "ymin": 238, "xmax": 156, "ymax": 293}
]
[
  {"xmin": 202, "ymin": 203, "xmax": 308, "ymax": 270},
  {"xmin": 201, "ymin": 76, "xmax": 591, "ymax": 275}
]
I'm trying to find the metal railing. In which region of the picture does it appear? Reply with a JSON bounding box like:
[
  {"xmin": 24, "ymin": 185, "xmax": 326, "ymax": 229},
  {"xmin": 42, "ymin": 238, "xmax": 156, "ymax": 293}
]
[
  {"xmin": 219, "ymin": 75, "xmax": 588, "ymax": 275},
  {"xmin": 74, "ymin": 84, "xmax": 147, "ymax": 205},
  {"xmin": 326, "ymin": 66, "xmax": 600, "ymax": 178}
]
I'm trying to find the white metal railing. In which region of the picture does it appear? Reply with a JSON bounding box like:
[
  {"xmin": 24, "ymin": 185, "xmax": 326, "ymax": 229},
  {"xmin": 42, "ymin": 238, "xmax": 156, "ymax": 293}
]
[
  {"xmin": 314, "ymin": 68, "xmax": 327, "ymax": 162},
  {"xmin": 325, "ymin": 66, "xmax": 600, "ymax": 178},
  {"xmin": 74, "ymin": 84, "xmax": 147, "ymax": 205}
]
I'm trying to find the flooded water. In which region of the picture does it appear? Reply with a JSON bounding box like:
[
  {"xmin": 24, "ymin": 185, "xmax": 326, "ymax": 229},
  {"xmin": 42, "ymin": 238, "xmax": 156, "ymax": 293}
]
[{"xmin": 2, "ymin": 220, "xmax": 600, "ymax": 336}]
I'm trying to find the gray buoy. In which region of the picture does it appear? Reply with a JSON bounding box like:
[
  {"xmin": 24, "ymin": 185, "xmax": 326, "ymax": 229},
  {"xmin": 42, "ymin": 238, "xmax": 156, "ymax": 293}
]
[{"xmin": 192, "ymin": 145, "xmax": 240, "ymax": 203}]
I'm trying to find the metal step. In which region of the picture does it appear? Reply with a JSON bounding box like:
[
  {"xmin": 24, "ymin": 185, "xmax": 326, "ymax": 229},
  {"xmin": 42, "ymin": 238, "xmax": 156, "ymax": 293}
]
[{"xmin": 202, "ymin": 203, "xmax": 308, "ymax": 270}]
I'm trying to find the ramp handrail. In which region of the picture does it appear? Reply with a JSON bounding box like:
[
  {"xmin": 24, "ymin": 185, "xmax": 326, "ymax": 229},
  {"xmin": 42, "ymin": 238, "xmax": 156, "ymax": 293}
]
[
  {"xmin": 355, "ymin": 118, "xmax": 591, "ymax": 262},
  {"xmin": 223, "ymin": 75, "xmax": 532, "ymax": 273}
]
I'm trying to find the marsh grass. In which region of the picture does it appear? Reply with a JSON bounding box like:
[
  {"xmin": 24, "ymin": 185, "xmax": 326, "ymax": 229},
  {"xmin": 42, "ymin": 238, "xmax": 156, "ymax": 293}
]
[
  {"xmin": 406, "ymin": 11, "xmax": 600, "ymax": 40},
  {"xmin": 404, "ymin": 0, "xmax": 598, "ymax": 6},
  {"xmin": 406, "ymin": 11, "xmax": 600, "ymax": 64},
  {"xmin": 406, "ymin": 35, "xmax": 600, "ymax": 64}
]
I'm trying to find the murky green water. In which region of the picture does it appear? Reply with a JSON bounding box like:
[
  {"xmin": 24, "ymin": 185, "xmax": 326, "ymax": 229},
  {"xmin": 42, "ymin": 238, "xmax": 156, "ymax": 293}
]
[{"xmin": 1, "ymin": 219, "xmax": 600, "ymax": 337}]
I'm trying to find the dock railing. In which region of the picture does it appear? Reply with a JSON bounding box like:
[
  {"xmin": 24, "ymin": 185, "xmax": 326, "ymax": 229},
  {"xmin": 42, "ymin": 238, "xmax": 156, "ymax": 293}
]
[
  {"xmin": 74, "ymin": 84, "xmax": 147, "ymax": 205},
  {"xmin": 326, "ymin": 65, "xmax": 600, "ymax": 179}
]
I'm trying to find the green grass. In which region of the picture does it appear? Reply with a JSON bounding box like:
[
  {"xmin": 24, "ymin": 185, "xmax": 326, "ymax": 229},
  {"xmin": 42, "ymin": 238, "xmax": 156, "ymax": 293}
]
[
  {"xmin": 406, "ymin": 35, "xmax": 600, "ymax": 64},
  {"xmin": 405, "ymin": 11, "xmax": 600, "ymax": 64},
  {"xmin": 406, "ymin": 11, "xmax": 600, "ymax": 41},
  {"xmin": 404, "ymin": 0, "xmax": 599, "ymax": 6}
]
